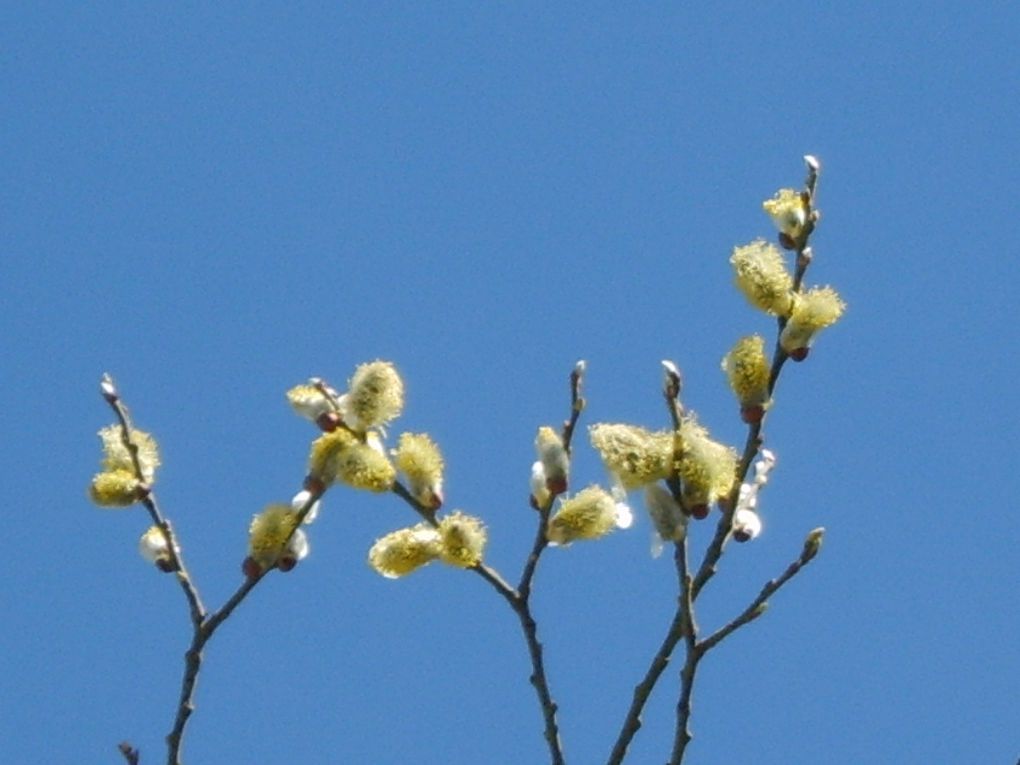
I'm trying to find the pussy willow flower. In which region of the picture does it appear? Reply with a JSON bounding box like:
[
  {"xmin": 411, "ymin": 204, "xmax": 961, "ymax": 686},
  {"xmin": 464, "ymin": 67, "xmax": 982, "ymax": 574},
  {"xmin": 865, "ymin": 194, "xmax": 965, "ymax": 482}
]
[
  {"xmin": 732, "ymin": 508, "xmax": 763, "ymax": 542},
  {"xmin": 291, "ymin": 489, "xmax": 322, "ymax": 524},
  {"xmin": 644, "ymin": 484, "xmax": 688, "ymax": 558},
  {"xmin": 394, "ymin": 432, "xmax": 445, "ymax": 509},
  {"xmin": 732, "ymin": 449, "xmax": 776, "ymax": 543},
  {"xmin": 763, "ymin": 188, "xmax": 808, "ymax": 241},
  {"xmin": 530, "ymin": 461, "xmax": 551, "ymax": 507},
  {"xmin": 97, "ymin": 424, "xmax": 161, "ymax": 483},
  {"xmin": 368, "ymin": 524, "xmax": 441, "ymax": 578},
  {"xmin": 89, "ymin": 469, "xmax": 143, "ymax": 507},
  {"xmin": 535, "ymin": 426, "xmax": 569, "ymax": 495},
  {"xmin": 779, "ymin": 286, "xmax": 846, "ymax": 359},
  {"xmin": 138, "ymin": 525, "xmax": 179, "ymax": 569},
  {"xmin": 722, "ymin": 335, "xmax": 771, "ymax": 419},
  {"xmin": 342, "ymin": 361, "xmax": 405, "ymax": 431},
  {"xmin": 547, "ymin": 485, "xmax": 631, "ymax": 546},
  {"xmin": 308, "ymin": 429, "xmax": 396, "ymax": 491},
  {"xmin": 437, "ymin": 512, "xmax": 487, "ymax": 568},
  {"xmin": 286, "ymin": 383, "xmax": 334, "ymax": 422},
  {"xmin": 589, "ymin": 423, "xmax": 674, "ymax": 490},
  {"xmin": 675, "ymin": 419, "xmax": 737, "ymax": 510},
  {"xmin": 248, "ymin": 505, "xmax": 301, "ymax": 570},
  {"xmin": 730, "ymin": 240, "xmax": 794, "ymax": 316}
]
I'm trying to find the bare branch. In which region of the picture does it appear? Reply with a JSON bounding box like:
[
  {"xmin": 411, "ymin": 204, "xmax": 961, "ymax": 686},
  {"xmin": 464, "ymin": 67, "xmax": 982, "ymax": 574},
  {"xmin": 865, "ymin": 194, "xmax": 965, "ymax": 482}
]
[
  {"xmin": 699, "ymin": 528, "xmax": 825, "ymax": 654},
  {"xmin": 118, "ymin": 742, "xmax": 140, "ymax": 765},
  {"xmin": 101, "ymin": 377, "xmax": 206, "ymax": 625}
]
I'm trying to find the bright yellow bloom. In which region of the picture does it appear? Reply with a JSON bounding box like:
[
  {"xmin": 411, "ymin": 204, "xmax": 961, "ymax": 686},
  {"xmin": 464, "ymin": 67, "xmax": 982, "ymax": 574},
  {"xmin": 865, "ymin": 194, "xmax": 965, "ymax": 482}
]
[
  {"xmin": 98, "ymin": 424, "xmax": 160, "ymax": 483},
  {"xmin": 589, "ymin": 423, "xmax": 674, "ymax": 489},
  {"xmin": 308, "ymin": 429, "xmax": 396, "ymax": 491},
  {"xmin": 343, "ymin": 361, "xmax": 405, "ymax": 431},
  {"xmin": 676, "ymin": 420, "xmax": 738, "ymax": 508},
  {"xmin": 722, "ymin": 335, "xmax": 771, "ymax": 413},
  {"xmin": 730, "ymin": 240, "xmax": 794, "ymax": 316},
  {"xmin": 89, "ymin": 469, "xmax": 142, "ymax": 507},
  {"xmin": 248, "ymin": 505, "xmax": 300, "ymax": 569},
  {"xmin": 286, "ymin": 383, "xmax": 333, "ymax": 422},
  {"xmin": 780, "ymin": 286, "xmax": 846, "ymax": 356},
  {"xmin": 535, "ymin": 426, "xmax": 569, "ymax": 495},
  {"xmin": 394, "ymin": 432, "xmax": 445, "ymax": 508},
  {"xmin": 547, "ymin": 486, "xmax": 622, "ymax": 545},
  {"xmin": 763, "ymin": 188, "xmax": 808, "ymax": 240},
  {"xmin": 437, "ymin": 512, "xmax": 487, "ymax": 568},
  {"xmin": 368, "ymin": 524, "xmax": 441, "ymax": 578}
]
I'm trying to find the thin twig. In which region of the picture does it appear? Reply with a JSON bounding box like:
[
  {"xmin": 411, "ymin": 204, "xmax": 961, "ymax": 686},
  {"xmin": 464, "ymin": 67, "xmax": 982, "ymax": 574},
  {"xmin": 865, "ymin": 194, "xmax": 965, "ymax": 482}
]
[
  {"xmin": 102, "ymin": 378, "xmax": 206, "ymax": 625},
  {"xmin": 609, "ymin": 158, "xmax": 826, "ymax": 764},
  {"xmin": 699, "ymin": 529, "xmax": 823, "ymax": 654},
  {"xmin": 118, "ymin": 742, "xmax": 140, "ymax": 765},
  {"xmin": 665, "ymin": 530, "xmax": 824, "ymax": 763},
  {"xmin": 163, "ymin": 489, "xmax": 323, "ymax": 765},
  {"xmin": 606, "ymin": 539, "xmax": 693, "ymax": 765}
]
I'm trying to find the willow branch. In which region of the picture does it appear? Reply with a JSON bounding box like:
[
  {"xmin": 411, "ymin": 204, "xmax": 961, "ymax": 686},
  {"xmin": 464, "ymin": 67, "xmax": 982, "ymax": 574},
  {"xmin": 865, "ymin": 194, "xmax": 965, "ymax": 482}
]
[
  {"xmin": 699, "ymin": 529, "xmax": 824, "ymax": 654},
  {"xmin": 101, "ymin": 377, "xmax": 206, "ymax": 625},
  {"xmin": 118, "ymin": 742, "xmax": 140, "ymax": 765},
  {"xmin": 606, "ymin": 539, "xmax": 694, "ymax": 765},
  {"xmin": 163, "ymin": 486, "xmax": 324, "ymax": 765}
]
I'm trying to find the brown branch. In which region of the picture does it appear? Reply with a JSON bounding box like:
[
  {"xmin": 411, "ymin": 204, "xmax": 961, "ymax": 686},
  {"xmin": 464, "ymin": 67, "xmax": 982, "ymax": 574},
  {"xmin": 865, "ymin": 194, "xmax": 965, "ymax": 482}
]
[
  {"xmin": 101, "ymin": 376, "xmax": 206, "ymax": 625},
  {"xmin": 698, "ymin": 528, "xmax": 824, "ymax": 654},
  {"xmin": 118, "ymin": 742, "xmax": 140, "ymax": 765},
  {"xmin": 163, "ymin": 488, "xmax": 323, "ymax": 765},
  {"xmin": 606, "ymin": 540, "xmax": 694, "ymax": 765},
  {"xmin": 664, "ymin": 529, "xmax": 824, "ymax": 764}
]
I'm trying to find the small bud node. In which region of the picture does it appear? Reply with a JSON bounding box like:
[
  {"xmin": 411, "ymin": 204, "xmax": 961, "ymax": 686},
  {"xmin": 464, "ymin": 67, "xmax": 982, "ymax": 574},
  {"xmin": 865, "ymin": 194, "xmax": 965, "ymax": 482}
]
[
  {"xmin": 315, "ymin": 411, "xmax": 341, "ymax": 432},
  {"xmin": 303, "ymin": 475, "xmax": 326, "ymax": 495},
  {"xmin": 242, "ymin": 556, "xmax": 263, "ymax": 579},
  {"xmin": 740, "ymin": 404, "xmax": 765, "ymax": 424},
  {"xmin": 688, "ymin": 503, "xmax": 709, "ymax": 520}
]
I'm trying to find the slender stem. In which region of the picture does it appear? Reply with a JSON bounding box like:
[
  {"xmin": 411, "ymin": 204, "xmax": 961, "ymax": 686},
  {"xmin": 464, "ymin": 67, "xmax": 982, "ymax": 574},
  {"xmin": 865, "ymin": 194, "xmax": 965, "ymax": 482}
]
[
  {"xmin": 669, "ymin": 648, "xmax": 700, "ymax": 765},
  {"xmin": 102, "ymin": 380, "xmax": 206, "ymax": 625},
  {"xmin": 698, "ymin": 532, "xmax": 823, "ymax": 654},
  {"xmin": 118, "ymin": 742, "xmax": 140, "ymax": 765},
  {"xmin": 606, "ymin": 539, "xmax": 695, "ymax": 765},
  {"xmin": 162, "ymin": 487, "xmax": 323, "ymax": 765}
]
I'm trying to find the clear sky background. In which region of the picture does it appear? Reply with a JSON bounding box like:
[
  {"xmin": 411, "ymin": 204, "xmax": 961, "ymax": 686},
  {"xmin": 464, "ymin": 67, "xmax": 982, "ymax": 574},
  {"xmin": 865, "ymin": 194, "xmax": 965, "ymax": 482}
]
[{"xmin": 3, "ymin": 3, "xmax": 1018, "ymax": 764}]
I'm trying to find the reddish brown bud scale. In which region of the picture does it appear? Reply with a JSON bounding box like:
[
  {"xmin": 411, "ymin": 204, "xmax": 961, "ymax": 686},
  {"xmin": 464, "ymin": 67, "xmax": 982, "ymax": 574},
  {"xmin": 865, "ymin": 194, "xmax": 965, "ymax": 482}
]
[
  {"xmin": 778, "ymin": 232, "xmax": 796, "ymax": 250},
  {"xmin": 733, "ymin": 528, "xmax": 752, "ymax": 543},
  {"xmin": 278, "ymin": 556, "xmax": 297, "ymax": 572},
  {"xmin": 788, "ymin": 347, "xmax": 810, "ymax": 362},
  {"xmin": 155, "ymin": 558, "xmax": 177, "ymax": 573},
  {"xmin": 689, "ymin": 504, "xmax": 709, "ymax": 520},
  {"xmin": 303, "ymin": 475, "xmax": 326, "ymax": 495},
  {"xmin": 545, "ymin": 475, "xmax": 568, "ymax": 496},
  {"xmin": 740, "ymin": 404, "xmax": 765, "ymax": 424},
  {"xmin": 316, "ymin": 412, "xmax": 341, "ymax": 432},
  {"xmin": 242, "ymin": 556, "xmax": 262, "ymax": 579}
]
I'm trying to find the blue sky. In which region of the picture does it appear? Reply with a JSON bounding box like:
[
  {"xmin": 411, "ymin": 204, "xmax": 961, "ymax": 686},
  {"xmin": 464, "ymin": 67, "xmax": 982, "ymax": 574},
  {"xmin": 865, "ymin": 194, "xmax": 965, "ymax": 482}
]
[{"xmin": 3, "ymin": 3, "xmax": 1018, "ymax": 763}]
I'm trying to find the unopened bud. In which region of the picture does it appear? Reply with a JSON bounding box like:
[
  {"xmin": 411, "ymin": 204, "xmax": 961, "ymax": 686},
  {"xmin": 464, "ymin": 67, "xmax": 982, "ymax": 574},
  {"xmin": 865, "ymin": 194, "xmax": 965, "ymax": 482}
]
[
  {"xmin": 788, "ymin": 347, "xmax": 810, "ymax": 362},
  {"xmin": 303, "ymin": 475, "xmax": 326, "ymax": 495},
  {"xmin": 242, "ymin": 556, "xmax": 262, "ymax": 579},
  {"xmin": 802, "ymin": 527, "xmax": 825, "ymax": 561},
  {"xmin": 740, "ymin": 404, "xmax": 765, "ymax": 424},
  {"xmin": 100, "ymin": 374, "xmax": 118, "ymax": 402},
  {"xmin": 804, "ymin": 154, "xmax": 821, "ymax": 173},
  {"xmin": 315, "ymin": 411, "xmax": 341, "ymax": 432}
]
